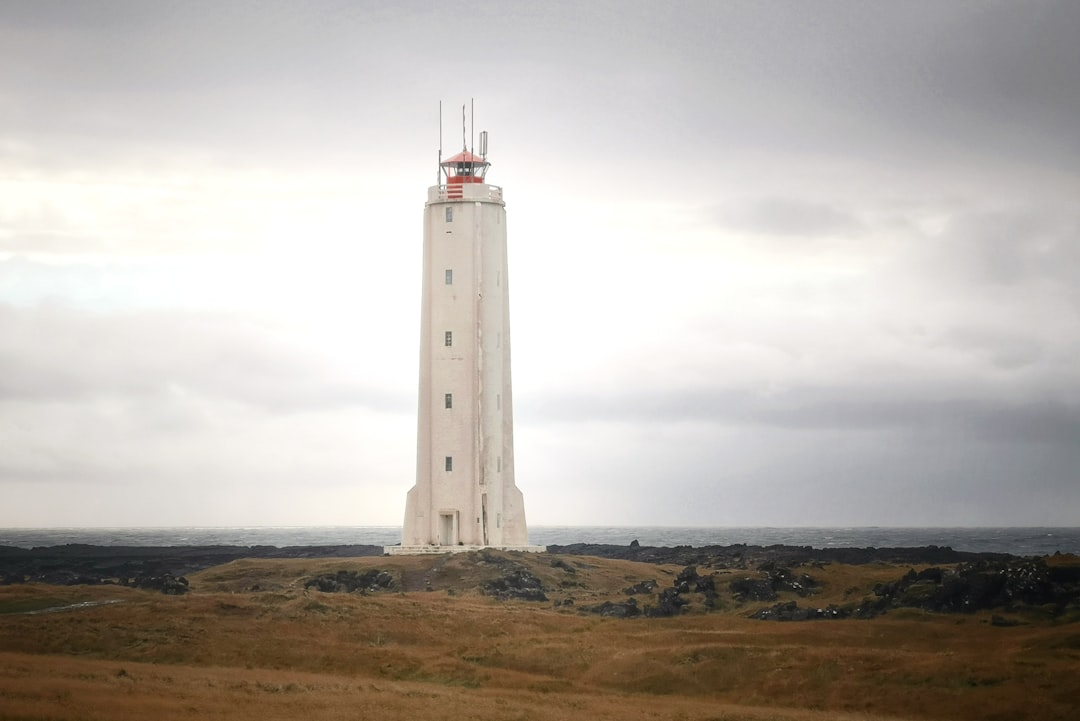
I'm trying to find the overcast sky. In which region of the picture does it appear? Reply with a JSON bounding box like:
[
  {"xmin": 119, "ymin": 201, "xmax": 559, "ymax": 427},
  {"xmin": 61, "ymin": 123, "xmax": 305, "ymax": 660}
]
[{"xmin": 2, "ymin": 1, "xmax": 1078, "ymax": 529}]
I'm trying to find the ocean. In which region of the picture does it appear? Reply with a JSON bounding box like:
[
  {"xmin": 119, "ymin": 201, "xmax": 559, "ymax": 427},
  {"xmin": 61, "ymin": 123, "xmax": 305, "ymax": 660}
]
[{"xmin": 1, "ymin": 526, "xmax": 1077, "ymax": 556}]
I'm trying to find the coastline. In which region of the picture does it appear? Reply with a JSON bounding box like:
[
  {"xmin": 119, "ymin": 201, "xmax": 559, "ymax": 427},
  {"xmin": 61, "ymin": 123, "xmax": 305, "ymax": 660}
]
[{"xmin": 0, "ymin": 540, "xmax": 1038, "ymax": 587}]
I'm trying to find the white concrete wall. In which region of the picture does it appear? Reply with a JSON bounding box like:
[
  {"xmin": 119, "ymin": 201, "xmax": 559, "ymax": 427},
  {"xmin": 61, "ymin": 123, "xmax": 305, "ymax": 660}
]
[{"xmin": 401, "ymin": 184, "xmax": 529, "ymax": 547}]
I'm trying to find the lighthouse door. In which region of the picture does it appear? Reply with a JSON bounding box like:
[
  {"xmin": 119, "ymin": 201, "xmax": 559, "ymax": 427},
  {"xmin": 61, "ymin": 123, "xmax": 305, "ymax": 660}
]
[{"xmin": 439, "ymin": 512, "xmax": 457, "ymax": 546}]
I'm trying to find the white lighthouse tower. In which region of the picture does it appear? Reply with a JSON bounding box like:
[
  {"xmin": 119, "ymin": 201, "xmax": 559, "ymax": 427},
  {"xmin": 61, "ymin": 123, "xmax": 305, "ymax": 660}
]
[{"xmin": 388, "ymin": 123, "xmax": 542, "ymax": 554}]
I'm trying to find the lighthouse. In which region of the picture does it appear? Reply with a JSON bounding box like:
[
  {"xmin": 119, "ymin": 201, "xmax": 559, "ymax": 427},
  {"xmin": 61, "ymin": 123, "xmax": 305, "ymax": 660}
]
[{"xmin": 388, "ymin": 125, "xmax": 542, "ymax": 554}]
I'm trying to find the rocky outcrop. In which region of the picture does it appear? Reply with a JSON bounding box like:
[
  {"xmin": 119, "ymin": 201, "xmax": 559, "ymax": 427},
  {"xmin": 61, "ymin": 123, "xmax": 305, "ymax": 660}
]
[
  {"xmin": 868, "ymin": 557, "xmax": 1077, "ymax": 614},
  {"xmin": 752, "ymin": 557, "xmax": 1080, "ymax": 621},
  {"xmin": 481, "ymin": 566, "xmax": 548, "ymax": 601},
  {"xmin": 623, "ymin": 579, "xmax": 658, "ymax": 595},
  {"xmin": 730, "ymin": 562, "xmax": 819, "ymax": 602},
  {"xmin": 751, "ymin": 601, "xmax": 847, "ymax": 621},
  {"xmin": 130, "ymin": 573, "xmax": 190, "ymax": 595},
  {"xmin": 582, "ymin": 598, "xmax": 640, "ymax": 617},
  {"xmin": 644, "ymin": 587, "xmax": 687, "ymax": 617},
  {"xmin": 304, "ymin": 569, "xmax": 394, "ymax": 594}
]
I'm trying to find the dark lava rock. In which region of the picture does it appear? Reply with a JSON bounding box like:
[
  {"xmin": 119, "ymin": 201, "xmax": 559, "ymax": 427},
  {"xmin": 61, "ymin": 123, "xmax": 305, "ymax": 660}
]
[
  {"xmin": 482, "ymin": 566, "xmax": 548, "ymax": 602},
  {"xmin": 730, "ymin": 577, "xmax": 777, "ymax": 602},
  {"xmin": 304, "ymin": 569, "xmax": 394, "ymax": 594},
  {"xmin": 623, "ymin": 579, "xmax": 658, "ymax": 595},
  {"xmin": 129, "ymin": 573, "xmax": 189, "ymax": 595},
  {"xmin": 544, "ymin": 542, "xmax": 1013, "ymax": 568},
  {"xmin": 584, "ymin": 598, "xmax": 640, "ymax": 617},
  {"xmin": 675, "ymin": 565, "xmax": 700, "ymax": 593},
  {"xmin": 751, "ymin": 601, "xmax": 848, "ymax": 621},
  {"xmin": 645, "ymin": 587, "xmax": 687, "ymax": 617},
  {"xmin": 729, "ymin": 563, "xmax": 819, "ymax": 602},
  {"xmin": 867, "ymin": 557, "xmax": 1080, "ymax": 616},
  {"xmin": 760, "ymin": 562, "xmax": 819, "ymax": 596},
  {"xmin": 842, "ymin": 557, "xmax": 1080, "ymax": 620}
]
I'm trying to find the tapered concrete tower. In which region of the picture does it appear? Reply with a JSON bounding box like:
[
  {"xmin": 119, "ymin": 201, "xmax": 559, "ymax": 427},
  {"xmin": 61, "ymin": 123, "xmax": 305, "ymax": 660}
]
[{"xmin": 388, "ymin": 129, "xmax": 542, "ymax": 554}]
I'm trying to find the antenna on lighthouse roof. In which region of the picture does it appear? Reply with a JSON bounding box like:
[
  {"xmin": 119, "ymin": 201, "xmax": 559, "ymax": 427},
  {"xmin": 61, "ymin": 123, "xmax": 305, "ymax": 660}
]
[
  {"xmin": 437, "ymin": 100, "xmax": 443, "ymax": 185},
  {"xmin": 470, "ymin": 98, "xmax": 475, "ymax": 159},
  {"xmin": 480, "ymin": 130, "xmax": 488, "ymax": 161}
]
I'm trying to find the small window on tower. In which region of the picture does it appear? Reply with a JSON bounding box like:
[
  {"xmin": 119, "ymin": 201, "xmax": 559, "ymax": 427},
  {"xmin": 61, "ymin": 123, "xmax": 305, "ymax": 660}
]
[
  {"xmin": 445, "ymin": 456, "xmax": 453, "ymax": 472},
  {"xmin": 445, "ymin": 393, "xmax": 452, "ymax": 409},
  {"xmin": 445, "ymin": 331, "xmax": 452, "ymax": 347},
  {"xmin": 497, "ymin": 456, "xmax": 502, "ymax": 472},
  {"xmin": 445, "ymin": 269, "xmax": 453, "ymax": 285},
  {"xmin": 445, "ymin": 207, "xmax": 453, "ymax": 222}
]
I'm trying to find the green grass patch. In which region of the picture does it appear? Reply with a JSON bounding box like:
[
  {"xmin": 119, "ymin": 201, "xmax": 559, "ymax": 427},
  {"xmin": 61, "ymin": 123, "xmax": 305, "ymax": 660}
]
[{"xmin": 0, "ymin": 597, "xmax": 71, "ymax": 615}]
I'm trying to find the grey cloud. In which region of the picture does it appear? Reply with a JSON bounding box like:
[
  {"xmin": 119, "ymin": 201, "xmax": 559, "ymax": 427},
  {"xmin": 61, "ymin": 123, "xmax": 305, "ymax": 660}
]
[
  {"xmin": 937, "ymin": 207, "xmax": 1080, "ymax": 288},
  {"xmin": 520, "ymin": 384, "xmax": 1080, "ymax": 446},
  {"xmin": 0, "ymin": 303, "xmax": 409, "ymax": 413},
  {"xmin": 645, "ymin": 2, "xmax": 1080, "ymax": 169},
  {"xmin": 716, "ymin": 197, "xmax": 864, "ymax": 238},
  {"xmin": 938, "ymin": 325, "xmax": 1047, "ymax": 372},
  {"xmin": 7, "ymin": 1, "xmax": 1077, "ymax": 177}
]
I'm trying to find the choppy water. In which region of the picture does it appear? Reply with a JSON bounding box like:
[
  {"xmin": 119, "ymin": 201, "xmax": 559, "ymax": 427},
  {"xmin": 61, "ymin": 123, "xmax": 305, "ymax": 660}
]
[{"xmin": 1, "ymin": 526, "xmax": 1077, "ymax": 556}]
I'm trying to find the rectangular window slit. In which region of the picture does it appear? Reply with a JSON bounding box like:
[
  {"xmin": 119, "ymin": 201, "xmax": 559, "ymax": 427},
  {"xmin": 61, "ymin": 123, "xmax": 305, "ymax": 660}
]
[
  {"xmin": 445, "ymin": 331, "xmax": 452, "ymax": 347},
  {"xmin": 444, "ymin": 393, "xmax": 452, "ymax": 409},
  {"xmin": 445, "ymin": 207, "xmax": 453, "ymax": 222},
  {"xmin": 445, "ymin": 269, "xmax": 453, "ymax": 285},
  {"xmin": 445, "ymin": 456, "xmax": 453, "ymax": 472}
]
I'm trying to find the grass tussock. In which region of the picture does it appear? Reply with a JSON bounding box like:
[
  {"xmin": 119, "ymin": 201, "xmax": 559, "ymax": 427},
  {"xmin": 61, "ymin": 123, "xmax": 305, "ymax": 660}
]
[{"xmin": 0, "ymin": 552, "xmax": 1078, "ymax": 721}]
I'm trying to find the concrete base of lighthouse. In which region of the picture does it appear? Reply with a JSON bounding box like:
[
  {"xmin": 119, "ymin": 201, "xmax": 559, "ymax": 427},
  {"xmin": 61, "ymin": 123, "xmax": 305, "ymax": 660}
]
[{"xmin": 383, "ymin": 544, "xmax": 546, "ymax": 556}]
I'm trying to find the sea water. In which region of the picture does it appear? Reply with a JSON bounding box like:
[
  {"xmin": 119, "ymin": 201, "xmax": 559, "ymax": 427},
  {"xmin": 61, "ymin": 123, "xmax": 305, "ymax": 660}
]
[{"xmin": 1, "ymin": 526, "xmax": 1077, "ymax": 556}]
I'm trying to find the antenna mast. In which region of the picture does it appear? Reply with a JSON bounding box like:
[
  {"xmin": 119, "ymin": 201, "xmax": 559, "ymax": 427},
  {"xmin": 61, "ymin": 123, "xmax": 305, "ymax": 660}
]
[{"xmin": 437, "ymin": 101, "xmax": 443, "ymax": 185}]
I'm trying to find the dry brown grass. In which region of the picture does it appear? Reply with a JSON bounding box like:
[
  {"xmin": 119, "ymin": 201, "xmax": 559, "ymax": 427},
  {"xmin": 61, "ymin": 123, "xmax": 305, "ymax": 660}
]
[{"xmin": 1, "ymin": 552, "xmax": 1077, "ymax": 721}]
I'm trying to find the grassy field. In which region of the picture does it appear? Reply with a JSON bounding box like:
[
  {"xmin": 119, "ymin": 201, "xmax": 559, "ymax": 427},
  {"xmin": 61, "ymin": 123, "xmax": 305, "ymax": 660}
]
[{"xmin": 1, "ymin": 552, "xmax": 1077, "ymax": 721}]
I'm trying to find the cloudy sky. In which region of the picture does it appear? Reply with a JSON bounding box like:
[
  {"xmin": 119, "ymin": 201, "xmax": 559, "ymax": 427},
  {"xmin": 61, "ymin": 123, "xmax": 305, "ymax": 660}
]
[{"xmin": 2, "ymin": 1, "xmax": 1078, "ymax": 529}]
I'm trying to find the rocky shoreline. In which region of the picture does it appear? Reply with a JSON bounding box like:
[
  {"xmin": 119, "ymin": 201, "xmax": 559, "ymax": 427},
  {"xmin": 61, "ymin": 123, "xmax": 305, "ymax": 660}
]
[
  {"xmin": 0, "ymin": 543, "xmax": 384, "ymax": 587},
  {"xmin": 545, "ymin": 541, "xmax": 1018, "ymax": 567},
  {"xmin": 0, "ymin": 540, "xmax": 1025, "ymax": 588}
]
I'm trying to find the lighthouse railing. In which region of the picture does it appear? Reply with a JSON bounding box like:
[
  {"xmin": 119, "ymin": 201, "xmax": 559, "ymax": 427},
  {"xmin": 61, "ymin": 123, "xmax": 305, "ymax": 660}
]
[{"xmin": 428, "ymin": 184, "xmax": 504, "ymax": 203}]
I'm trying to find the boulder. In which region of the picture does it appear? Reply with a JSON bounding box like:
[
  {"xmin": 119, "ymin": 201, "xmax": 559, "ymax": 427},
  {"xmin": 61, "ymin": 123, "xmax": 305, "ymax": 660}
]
[
  {"xmin": 645, "ymin": 588, "xmax": 687, "ymax": 617},
  {"xmin": 584, "ymin": 598, "xmax": 640, "ymax": 618}
]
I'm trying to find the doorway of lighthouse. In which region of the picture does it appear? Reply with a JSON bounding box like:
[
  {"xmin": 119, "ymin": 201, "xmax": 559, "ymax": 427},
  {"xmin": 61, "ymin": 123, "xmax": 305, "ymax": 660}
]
[{"xmin": 438, "ymin": 511, "xmax": 457, "ymax": 546}]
